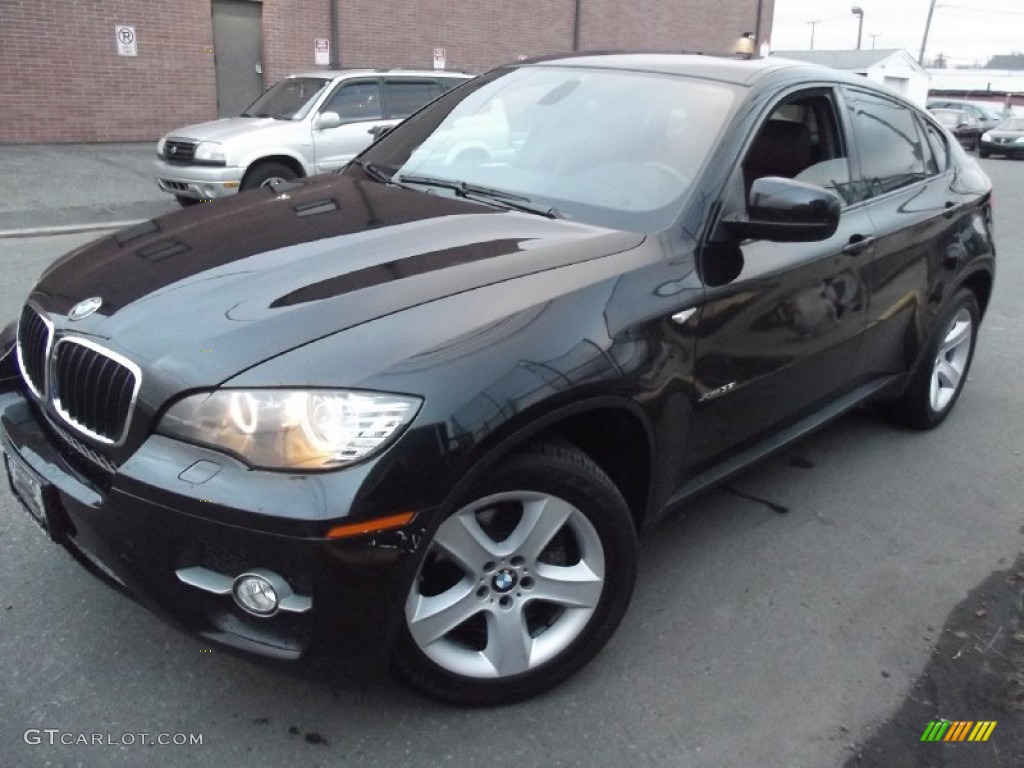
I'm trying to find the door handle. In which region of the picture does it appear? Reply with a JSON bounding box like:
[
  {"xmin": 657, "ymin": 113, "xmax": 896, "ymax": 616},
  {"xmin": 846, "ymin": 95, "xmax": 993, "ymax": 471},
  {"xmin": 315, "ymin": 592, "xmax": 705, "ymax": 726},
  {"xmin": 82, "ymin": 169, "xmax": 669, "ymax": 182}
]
[{"xmin": 842, "ymin": 235, "xmax": 875, "ymax": 255}]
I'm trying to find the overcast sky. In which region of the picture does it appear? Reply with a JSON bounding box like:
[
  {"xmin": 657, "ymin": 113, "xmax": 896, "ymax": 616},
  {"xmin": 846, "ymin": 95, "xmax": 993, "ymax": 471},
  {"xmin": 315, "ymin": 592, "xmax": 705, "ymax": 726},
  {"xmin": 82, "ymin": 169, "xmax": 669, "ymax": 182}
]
[{"xmin": 770, "ymin": 0, "xmax": 1023, "ymax": 67}]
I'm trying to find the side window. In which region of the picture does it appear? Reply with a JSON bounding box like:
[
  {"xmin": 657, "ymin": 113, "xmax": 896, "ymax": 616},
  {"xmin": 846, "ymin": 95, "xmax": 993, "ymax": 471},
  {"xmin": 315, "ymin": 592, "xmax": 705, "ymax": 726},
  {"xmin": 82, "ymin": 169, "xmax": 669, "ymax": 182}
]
[
  {"xmin": 384, "ymin": 80, "xmax": 442, "ymax": 119},
  {"xmin": 321, "ymin": 81, "xmax": 382, "ymax": 122},
  {"xmin": 843, "ymin": 89, "xmax": 928, "ymax": 202},
  {"xmin": 742, "ymin": 89, "xmax": 854, "ymax": 204},
  {"xmin": 921, "ymin": 119, "xmax": 950, "ymax": 174},
  {"xmin": 437, "ymin": 77, "xmax": 467, "ymax": 91}
]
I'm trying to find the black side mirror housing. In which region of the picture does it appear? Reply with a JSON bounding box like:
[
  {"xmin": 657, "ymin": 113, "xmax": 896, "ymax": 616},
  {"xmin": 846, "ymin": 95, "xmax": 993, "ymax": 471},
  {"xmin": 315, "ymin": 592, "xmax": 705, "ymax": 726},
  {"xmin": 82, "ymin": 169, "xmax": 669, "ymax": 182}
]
[{"xmin": 724, "ymin": 176, "xmax": 842, "ymax": 242}]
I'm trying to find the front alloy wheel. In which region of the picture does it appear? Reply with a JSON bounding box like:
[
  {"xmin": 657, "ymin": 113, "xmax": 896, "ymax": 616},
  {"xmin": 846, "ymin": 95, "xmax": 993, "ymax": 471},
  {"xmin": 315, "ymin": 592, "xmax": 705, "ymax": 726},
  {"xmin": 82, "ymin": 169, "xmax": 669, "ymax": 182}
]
[{"xmin": 394, "ymin": 441, "xmax": 637, "ymax": 704}]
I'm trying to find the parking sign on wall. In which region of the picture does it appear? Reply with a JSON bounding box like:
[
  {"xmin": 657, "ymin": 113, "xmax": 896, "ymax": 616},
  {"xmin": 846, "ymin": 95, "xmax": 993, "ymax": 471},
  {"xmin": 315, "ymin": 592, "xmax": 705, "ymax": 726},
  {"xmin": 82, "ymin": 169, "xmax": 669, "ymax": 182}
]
[{"xmin": 115, "ymin": 25, "xmax": 137, "ymax": 57}]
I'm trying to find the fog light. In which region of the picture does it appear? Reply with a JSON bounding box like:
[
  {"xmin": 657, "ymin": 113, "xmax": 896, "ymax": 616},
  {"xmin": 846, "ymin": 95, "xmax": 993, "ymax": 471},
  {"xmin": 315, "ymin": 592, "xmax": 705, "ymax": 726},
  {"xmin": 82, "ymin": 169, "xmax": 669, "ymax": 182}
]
[{"xmin": 232, "ymin": 569, "xmax": 287, "ymax": 617}]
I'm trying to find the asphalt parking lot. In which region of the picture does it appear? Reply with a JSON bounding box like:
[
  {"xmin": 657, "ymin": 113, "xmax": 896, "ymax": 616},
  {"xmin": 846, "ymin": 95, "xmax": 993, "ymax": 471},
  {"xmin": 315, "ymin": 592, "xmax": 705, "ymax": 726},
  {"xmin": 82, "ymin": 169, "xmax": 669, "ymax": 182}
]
[{"xmin": 0, "ymin": 154, "xmax": 1022, "ymax": 767}]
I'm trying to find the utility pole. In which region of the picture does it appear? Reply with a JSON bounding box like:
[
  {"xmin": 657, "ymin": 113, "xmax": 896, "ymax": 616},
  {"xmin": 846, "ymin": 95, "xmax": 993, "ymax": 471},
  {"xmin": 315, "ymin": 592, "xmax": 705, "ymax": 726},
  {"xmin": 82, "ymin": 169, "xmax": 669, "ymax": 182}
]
[
  {"xmin": 754, "ymin": 0, "xmax": 764, "ymax": 55},
  {"xmin": 868, "ymin": 33, "xmax": 881, "ymax": 49},
  {"xmin": 806, "ymin": 20, "xmax": 822, "ymax": 50},
  {"xmin": 851, "ymin": 6, "xmax": 864, "ymax": 50},
  {"xmin": 919, "ymin": 0, "xmax": 938, "ymax": 64}
]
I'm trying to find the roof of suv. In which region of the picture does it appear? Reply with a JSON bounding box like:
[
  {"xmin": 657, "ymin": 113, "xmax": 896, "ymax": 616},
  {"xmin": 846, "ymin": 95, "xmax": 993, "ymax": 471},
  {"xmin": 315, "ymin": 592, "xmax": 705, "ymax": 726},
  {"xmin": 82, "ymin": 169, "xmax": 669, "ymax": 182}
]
[
  {"xmin": 287, "ymin": 69, "xmax": 473, "ymax": 80},
  {"xmin": 523, "ymin": 52, "xmax": 819, "ymax": 86}
]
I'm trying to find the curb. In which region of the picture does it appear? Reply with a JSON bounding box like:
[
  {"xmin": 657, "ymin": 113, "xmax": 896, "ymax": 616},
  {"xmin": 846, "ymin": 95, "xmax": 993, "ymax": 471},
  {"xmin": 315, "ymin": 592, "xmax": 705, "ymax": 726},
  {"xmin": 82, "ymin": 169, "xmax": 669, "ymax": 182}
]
[{"xmin": 0, "ymin": 220, "xmax": 147, "ymax": 240}]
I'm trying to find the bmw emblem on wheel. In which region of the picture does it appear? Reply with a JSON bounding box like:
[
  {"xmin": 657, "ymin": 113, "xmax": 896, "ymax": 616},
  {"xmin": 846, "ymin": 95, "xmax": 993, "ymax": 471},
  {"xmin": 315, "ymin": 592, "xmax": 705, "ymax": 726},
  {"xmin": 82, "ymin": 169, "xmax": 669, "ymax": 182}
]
[{"xmin": 68, "ymin": 297, "xmax": 103, "ymax": 321}]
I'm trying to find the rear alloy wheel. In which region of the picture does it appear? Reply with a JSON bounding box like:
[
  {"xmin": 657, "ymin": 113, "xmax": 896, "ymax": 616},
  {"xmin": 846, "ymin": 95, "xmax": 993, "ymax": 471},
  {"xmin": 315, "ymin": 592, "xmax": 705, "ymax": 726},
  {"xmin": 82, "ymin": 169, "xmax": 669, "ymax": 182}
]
[
  {"xmin": 887, "ymin": 289, "xmax": 979, "ymax": 429},
  {"xmin": 240, "ymin": 161, "xmax": 298, "ymax": 192},
  {"xmin": 394, "ymin": 440, "xmax": 637, "ymax": 705}
]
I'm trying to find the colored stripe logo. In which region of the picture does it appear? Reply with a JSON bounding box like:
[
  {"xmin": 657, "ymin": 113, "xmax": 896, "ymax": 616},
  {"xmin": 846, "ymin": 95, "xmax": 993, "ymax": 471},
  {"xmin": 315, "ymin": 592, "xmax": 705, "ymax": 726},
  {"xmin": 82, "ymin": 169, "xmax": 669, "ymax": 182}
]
[{"xmin": 920, "ymin": 721, "xmax": 996, "ymax": 742}]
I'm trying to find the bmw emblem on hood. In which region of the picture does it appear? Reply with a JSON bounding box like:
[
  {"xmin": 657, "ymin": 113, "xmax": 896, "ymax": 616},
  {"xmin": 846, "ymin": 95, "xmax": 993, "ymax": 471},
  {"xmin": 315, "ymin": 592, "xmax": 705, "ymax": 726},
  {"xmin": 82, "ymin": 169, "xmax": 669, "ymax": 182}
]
[{"xmin": 68, "ymin": 296, "xmax": 103, "ymax": 321}]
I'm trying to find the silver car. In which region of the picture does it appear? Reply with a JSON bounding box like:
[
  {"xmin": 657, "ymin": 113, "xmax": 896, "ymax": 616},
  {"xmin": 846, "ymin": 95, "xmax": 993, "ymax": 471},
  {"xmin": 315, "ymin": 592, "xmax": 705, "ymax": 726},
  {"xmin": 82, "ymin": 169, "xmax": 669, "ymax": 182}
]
[{"xmin": 154, "ymin": 70, "xmax": 471, "ymax": 206}]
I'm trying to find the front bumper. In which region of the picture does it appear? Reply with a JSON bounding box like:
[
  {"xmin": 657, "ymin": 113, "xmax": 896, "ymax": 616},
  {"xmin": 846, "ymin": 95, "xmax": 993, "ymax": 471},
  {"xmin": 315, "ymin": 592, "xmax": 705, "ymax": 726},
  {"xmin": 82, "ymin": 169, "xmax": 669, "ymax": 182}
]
[
  {"xmin": 0, "ymin": 388, "xmax": 416, "ymax": 668},
  {"xmin": 153, "ymin": 158, "xmax": 244, "ymax": 200}
]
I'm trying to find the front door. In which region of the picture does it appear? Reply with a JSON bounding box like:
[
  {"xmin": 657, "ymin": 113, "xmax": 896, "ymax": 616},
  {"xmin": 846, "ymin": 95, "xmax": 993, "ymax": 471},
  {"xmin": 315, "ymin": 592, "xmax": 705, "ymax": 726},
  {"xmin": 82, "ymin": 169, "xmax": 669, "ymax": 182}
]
[
  {"xmin": 685, "ymin": 88, "xmax": 872, "ymax": 474},
  {"xmin": 312, "ymin": 79, "xmax": 389, "ymax": 172},
  {"xmin": 212, "ymin": 0, "xmax": 264, "ymax": 118}
]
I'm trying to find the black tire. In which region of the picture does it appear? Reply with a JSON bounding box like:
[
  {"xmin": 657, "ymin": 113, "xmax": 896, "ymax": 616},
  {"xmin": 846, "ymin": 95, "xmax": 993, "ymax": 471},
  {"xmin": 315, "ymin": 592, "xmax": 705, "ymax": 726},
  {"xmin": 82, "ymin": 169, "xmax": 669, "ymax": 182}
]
[
  {"xmin": 392, "ymin": 439, "xmax": 637, "ymax": 705},
  {"xmin": 886, "ymin": 289, "xmax": 979, "ymax": 430},
  {"xmin": 979, "ymin": 149, "xmax": 991, "ymax": 159},
  {"xmin": 175, "ymin": 195, "xmax": 200, "ymax": 207},
  {"xmin": 240, "ymin": 161, "xmax": 298, "ymax": 192}
]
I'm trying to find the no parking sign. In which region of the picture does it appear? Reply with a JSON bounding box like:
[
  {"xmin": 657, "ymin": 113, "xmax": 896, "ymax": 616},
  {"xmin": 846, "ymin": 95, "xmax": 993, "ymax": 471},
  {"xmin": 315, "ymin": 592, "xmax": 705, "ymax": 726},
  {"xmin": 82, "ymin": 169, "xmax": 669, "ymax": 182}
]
[{"xmin": 115, "ymin": 25, "xmax": 137, "ymax": 57}]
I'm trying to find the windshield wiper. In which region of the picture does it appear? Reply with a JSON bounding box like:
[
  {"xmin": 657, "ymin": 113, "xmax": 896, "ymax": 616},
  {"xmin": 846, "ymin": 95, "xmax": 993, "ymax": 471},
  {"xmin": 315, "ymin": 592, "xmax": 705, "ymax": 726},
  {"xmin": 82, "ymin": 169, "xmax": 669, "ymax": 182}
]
[
  {"xmin": 349, "ymin": 159, "xmax": 395, "ymax": 184},
  {"xmin": 395, "ymin": 174, "xmax": 559, "ymax": 218}
]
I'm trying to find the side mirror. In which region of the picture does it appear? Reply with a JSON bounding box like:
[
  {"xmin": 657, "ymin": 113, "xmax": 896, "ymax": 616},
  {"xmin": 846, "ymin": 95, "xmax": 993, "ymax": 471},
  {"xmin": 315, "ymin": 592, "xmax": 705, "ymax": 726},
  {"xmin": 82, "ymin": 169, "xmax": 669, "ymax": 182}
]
[
  {"xmin": 724, "ymin": 177, "xmax": 841, "ymax": 242},
  {"xmin": 313, "ymin": 112, "xmax": 341, "ymax": 130}
]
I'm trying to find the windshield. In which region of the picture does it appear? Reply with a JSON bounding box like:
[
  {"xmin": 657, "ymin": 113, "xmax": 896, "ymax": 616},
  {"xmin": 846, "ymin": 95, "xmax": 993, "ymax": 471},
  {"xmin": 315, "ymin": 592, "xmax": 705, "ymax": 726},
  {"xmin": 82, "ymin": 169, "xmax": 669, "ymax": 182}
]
[
  {"xmin": 242, "ymin": 77, "xmax": 331, "ymax": 119},
  {"xmin": 972, "ymin": 104, "xmax": 1003, "ymax": 121},
  {"xmin": 355, "ymin": 65, "xmax": 738, "ymax": 231},
  {"xmin": 933, "ymin": 110, "xmax": 965, "ymax": 128}
]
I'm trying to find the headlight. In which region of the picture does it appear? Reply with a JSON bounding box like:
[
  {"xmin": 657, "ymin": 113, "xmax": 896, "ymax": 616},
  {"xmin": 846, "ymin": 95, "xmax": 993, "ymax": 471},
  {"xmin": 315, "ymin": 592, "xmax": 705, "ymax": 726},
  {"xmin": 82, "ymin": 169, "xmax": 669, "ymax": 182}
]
[
  {"xmin": 193, "ymin": 141, "xmax": 226, "ymax": 165},
  {"xmin": 156, "ymin": 137, "xmax": 166, "ymax": 156},
  {"xmin": 981, "ymin": 132, "xmax": 992, "ymax": 141},
  {"xmin": 1015, "ymin": 137, "xmax": 1024, "ymax": 144},
  {"xmin": 158, "ymin": 389, "xmax": 422, "ymax": 470}
]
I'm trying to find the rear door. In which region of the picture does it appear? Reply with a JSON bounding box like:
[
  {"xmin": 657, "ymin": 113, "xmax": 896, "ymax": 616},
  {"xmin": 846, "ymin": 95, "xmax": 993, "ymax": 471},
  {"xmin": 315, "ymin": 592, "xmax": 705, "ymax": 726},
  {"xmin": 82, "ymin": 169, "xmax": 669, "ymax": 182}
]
[{"xmin": 839, "ymin": 87, "xmax": 978, "ymax": 377}]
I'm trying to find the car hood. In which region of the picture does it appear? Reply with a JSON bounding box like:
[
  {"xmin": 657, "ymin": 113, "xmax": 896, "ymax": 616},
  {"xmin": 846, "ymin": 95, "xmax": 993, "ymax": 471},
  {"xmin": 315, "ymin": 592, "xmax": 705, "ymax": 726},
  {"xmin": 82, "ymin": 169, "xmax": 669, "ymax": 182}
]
[
  {"xmin": 985, "ymin": 129, "xmax": 1024, "ymax": 139},
  {"xmin": 164, "ymin": 116, "xmax": 294, "ymax": 143},
  {"xmin": 32, "ymin": 172, "xmax": 645, "ymax": 391}
]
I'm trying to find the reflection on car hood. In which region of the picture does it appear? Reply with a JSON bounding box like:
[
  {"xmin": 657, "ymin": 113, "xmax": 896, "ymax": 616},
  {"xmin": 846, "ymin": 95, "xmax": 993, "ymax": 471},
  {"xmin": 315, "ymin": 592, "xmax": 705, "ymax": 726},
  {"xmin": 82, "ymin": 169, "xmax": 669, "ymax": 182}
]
[
  {"xmin": 164, "ymin": 116, "xmax": 291, "ymax": 143},
  {"xmin": 33, "ymin": 173, "xmax": 644, "ymax": 388}
]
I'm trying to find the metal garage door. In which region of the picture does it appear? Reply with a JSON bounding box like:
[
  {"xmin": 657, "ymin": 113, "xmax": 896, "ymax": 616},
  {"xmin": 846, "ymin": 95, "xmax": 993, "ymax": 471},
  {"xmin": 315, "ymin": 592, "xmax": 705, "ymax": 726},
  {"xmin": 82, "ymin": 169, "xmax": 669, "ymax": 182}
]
[{"xmin": 212, "ymin": 0, "xmax": 264, "ymax": 117}]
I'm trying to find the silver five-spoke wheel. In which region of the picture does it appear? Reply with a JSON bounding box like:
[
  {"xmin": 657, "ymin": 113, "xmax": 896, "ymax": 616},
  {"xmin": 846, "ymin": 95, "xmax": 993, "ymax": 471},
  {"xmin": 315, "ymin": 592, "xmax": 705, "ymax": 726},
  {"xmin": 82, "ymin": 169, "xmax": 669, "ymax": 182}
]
[
  {"xmin": 393, "ymin": 440, "xmax": 637, "ymax": 705},
  {"xmin": 887, "ymin": 288, "xmax": 979, "ymax": 429},
  {"xmin": 929, "ymin": 307, "xmax": 973, "ymax": 413},
  {"xmin": 405, "ymin": 490, "xmax": 605, "ymax": 679}
]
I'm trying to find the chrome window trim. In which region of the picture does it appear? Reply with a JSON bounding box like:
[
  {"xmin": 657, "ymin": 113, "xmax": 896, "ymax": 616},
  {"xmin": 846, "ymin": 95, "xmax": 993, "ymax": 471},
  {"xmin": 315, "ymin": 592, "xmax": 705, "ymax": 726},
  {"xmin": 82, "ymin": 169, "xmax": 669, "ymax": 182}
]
[{"xmin": 51, "ymin": 336, "xmax": 143, "ymax": 446}]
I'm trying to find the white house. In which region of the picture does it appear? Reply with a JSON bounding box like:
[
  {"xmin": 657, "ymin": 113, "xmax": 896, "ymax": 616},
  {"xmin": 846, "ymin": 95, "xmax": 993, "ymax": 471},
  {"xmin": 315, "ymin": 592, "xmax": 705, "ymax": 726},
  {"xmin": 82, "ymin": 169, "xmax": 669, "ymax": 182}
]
[{"xmin": 769, "ymin": 49, "xmax": 930, "ymax": 106}]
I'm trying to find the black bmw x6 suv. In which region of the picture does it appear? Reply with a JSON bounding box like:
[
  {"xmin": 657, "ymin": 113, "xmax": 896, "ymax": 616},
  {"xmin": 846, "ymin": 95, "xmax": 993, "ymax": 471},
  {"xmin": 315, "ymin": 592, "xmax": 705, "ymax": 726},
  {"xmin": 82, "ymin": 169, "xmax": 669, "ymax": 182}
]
[{"xmin": 0, "ymin": 53, "xmax": 995, "ymax": 704}]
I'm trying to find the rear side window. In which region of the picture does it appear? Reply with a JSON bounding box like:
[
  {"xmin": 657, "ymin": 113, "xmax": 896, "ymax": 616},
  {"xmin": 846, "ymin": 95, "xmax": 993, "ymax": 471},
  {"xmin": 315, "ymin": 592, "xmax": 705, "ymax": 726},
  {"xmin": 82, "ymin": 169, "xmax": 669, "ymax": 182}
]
[
  {"xmin": 920, "ymin": 118, "xmax": 950, "ymax": 174},
  {"xmin": 384, "ymin": 80, "xmax": 444, "ymax": 119},
  {"xmin": 843, "ymin": 89, "xmax": 928, "ymax": 202}
]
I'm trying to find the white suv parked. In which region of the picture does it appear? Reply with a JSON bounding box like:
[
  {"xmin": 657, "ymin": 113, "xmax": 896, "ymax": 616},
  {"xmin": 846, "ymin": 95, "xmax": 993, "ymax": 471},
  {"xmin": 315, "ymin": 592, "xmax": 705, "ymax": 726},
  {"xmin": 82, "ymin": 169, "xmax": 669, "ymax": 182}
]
[{"xmin": 154, "ymin": 70, "xmax": 471, "ymax": 206}]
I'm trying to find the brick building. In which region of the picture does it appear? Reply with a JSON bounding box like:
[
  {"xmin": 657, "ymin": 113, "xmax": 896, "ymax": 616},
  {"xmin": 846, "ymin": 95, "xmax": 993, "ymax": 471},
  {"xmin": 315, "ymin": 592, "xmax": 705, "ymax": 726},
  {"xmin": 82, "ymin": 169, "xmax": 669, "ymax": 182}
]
[{"xmin": 0, "ymin": 0, "xmax": 774, "ymax": 144}]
